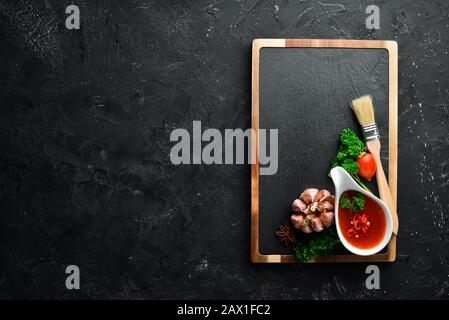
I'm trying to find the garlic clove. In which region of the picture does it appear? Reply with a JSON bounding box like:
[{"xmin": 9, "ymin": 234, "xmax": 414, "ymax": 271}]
[
  {"xmin": 311, "ymin": 217, "xmax": 324, "ymax": 232},
  {"xmin": 301, "ymin": 224, "xmax": 313, "ymax": 233},
  {"xmin": 300, "ymin": 188, "xmax": 319, "ymax": 204},
  {"xmin": 317, "ymin": 200, "xmax": 334, "ymax": 212},
  {"xmin": 292, "ymin": 199, "xmax": 307, "ymax": 213},
  {"xmin": 319, "ymin": 211, "xmax": 335, "ymax": 227},
  {"xmin": 316, "ymin": 189, "xmax": 331, "ymax": 202},
  {"xmin": 321, "ymin": 195, "xmax": 335, "ymax": 205},
  {"xmin": 291, "ymin": 213, "xmax": 304, "ymax": 230}
]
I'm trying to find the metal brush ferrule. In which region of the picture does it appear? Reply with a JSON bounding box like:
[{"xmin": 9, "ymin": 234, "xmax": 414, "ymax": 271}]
[{"xmin": 362, "ymin": 123, "xmax": 379, "ymax": 141}]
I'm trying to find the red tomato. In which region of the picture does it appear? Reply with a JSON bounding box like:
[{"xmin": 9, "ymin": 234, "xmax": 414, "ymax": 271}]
[{"xmin": 357, "ymin": 152, "xmax": 377, "ymax": 181}]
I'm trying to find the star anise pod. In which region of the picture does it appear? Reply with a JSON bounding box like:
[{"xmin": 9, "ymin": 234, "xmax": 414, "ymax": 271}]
[{"xmin": 276, "ymin": 224, "xmax": 296, "ymax": 246}]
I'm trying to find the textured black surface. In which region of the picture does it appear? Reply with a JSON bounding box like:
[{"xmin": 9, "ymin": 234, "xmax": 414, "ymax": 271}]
[
  {"xmin": 0, "ymin": 0, "xmax": 448, "ymax": 299},
  {"xmin": 259, "ymin": 48, "xmax": 388, "ymax": 254}
]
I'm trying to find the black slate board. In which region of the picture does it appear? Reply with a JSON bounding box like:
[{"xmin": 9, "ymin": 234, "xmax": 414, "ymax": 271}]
[{"xmin": 258, "ymin": 48, "xmax": 389, "ymax": 255}]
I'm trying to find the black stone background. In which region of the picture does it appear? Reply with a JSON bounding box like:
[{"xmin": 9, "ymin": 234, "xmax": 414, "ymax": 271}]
[{"xmin": 0, "ymin": 0, "xmax": 448, "ymax": 299}]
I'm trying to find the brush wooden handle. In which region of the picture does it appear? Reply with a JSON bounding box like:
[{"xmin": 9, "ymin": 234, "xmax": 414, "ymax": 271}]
[{"xmin": 366, "ymin": 139, "xmax": 399, "ymax": 235}]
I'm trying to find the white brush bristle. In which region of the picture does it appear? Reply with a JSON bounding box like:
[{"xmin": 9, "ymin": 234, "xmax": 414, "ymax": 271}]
[{"xmin": 351, "ymin": 95, "xmax": 375, "ymax": 126}]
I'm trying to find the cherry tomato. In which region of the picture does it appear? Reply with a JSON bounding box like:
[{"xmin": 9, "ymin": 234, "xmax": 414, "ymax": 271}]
[{"xmin": 357, "ymin": 152, "xmax": 377, "ymax": 181}]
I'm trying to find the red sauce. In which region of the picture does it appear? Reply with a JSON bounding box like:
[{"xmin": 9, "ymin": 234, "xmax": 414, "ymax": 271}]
[{"xmin": 338, "ymin": 191, "xmax": 386, "ymax": 250}]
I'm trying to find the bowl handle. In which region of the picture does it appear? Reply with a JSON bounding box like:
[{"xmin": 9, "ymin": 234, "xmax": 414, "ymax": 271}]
[{"xmin": 330, "ymin": 167, "xmax": 365, "ymax": 196}]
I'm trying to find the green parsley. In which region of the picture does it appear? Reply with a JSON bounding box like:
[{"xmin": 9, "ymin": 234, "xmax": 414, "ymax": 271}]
[
  {"xmin": 339, "ymin": 195, "xmax": 351, "ymax": 210},
  {"xmin": 331, "ymin": 128, "xmax": 371, "ymax": 193},
  {"xmin": 293, "ymin": 229, "xmax": 340, "ymax": 262},
  {"xmin": 351, "ymin": 193, "xmax": 366, "ymax": 212},
  {"xmin": 339, "ymin": 192, "xmax": 366, "ymax": 212}
]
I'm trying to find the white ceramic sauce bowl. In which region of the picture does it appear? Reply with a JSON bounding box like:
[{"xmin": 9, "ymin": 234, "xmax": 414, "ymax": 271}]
[{"xmin": 330, "ymin": 166, "xmax": 393, "ymax": 256}]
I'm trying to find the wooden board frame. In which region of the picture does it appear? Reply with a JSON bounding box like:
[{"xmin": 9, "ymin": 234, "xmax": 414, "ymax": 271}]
[{"xmin": 251, "ymin": 39, "xmax": 398, "ymax": 263}]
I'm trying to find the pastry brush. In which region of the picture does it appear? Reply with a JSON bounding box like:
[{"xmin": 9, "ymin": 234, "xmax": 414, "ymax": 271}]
[{"xmin": 351, "ymin": 95, "xmax": 399, "ymax": 235}]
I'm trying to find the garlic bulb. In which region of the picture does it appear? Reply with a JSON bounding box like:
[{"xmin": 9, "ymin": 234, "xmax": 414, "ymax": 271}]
[{"xmin": 291, "ymin": 188, "xmax": 335, "ymax": 233}]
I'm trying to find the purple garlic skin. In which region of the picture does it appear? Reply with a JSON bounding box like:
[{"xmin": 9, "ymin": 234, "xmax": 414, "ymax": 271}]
[
  {"xmin": 317, "ymin": 200, "xmax": 333, "ymax": 212},
  {"xmin": 311, "ymin": 217, "xmax": 324, "ymax": 232},
  {"xmin": 292, "ymin": 199, "xmax": 307, "ymax": 213},
  {"xmin": 301, "ymin": 224, "xmax": 313, "ymax": 233},
  {"xmin": 290, "ymin": 188, "xmax": 335, "ymax": 233},
  {"xmin": 316, "ymin": 189, "xmax": 331, "ymax": 201},
  {"xmin": 319, "ymin": 211, "xmax": 335, "ymax": 227},
  {"xmin": 291, "ymin": 213, "xmax": 304, "ymax": 229},
  {"xmin": 299, "ymin": 188, "xmax": 319, "ymax": 205}
]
